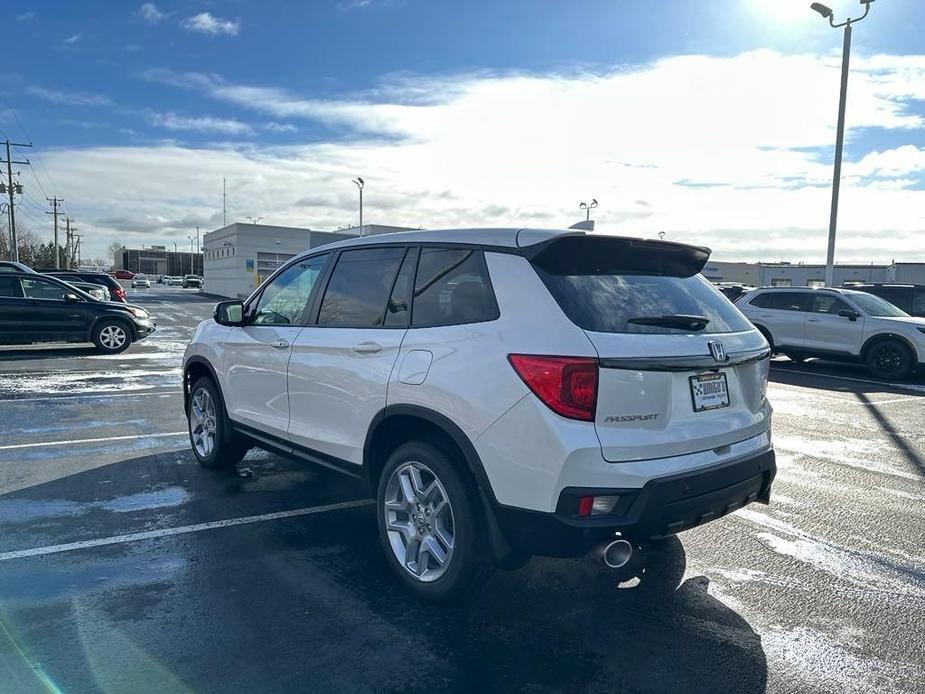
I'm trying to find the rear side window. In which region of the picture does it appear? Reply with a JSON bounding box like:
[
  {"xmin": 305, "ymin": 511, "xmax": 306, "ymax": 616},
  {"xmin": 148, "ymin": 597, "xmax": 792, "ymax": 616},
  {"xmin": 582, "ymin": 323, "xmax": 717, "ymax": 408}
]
[
  {"xmin": 0, "ymin": 277, "xmax": 23, "ymax": 297},
  {"xmin": 411, "ymin": 248, "xmax": 499, "ymax": 327},
  {"xmin": 914, "ymin": 288, "xmax": 925, "ymax": 315},
  {"xmin": 318, "ymin": 247, "xmax": 406, "ymax": 327},
  {"xmin": 748, "ymin": 293, "xmax": 772, "ymax": 308},
  {"xmin": 764, "ymin": 293, "xmax": 811, "ymax": 312}
]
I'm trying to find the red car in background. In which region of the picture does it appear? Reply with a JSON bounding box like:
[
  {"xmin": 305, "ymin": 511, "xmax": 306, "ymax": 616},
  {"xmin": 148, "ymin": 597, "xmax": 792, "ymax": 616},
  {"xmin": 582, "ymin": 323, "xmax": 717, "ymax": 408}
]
[{"xmin": 111, "ymin": 270, "xmax": 135, "ymax": 280}]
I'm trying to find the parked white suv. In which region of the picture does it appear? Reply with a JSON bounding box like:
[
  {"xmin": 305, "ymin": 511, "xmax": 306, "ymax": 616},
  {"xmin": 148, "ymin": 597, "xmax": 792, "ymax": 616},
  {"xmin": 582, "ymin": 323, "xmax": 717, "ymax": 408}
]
[
  {"xmin": 183, "ymin": 229, "xmax": 775, "ymax": 599},
  {"xmin": 131, "ymin": 273, "xmax": 150, "ymax": 288},
  {"xmin": 737, "ymin": 286, "xmax": 925, "ymax": 380}
]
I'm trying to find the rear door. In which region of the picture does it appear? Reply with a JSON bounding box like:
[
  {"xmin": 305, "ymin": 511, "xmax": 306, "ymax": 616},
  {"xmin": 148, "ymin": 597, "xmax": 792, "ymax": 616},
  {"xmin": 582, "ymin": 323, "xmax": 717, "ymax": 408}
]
[
  {"xmin": 803, "ymin": 293, "xmax": 865, "ymax": 355},
  {"xmin": 0, "ymin": 276, "xmax": 26, "ymax": 344},
  {"xmin": 19, "ymin": 276, "xmax": 94, "ymax": 342},
  {"xmin": 530, "ymin": 238, "xmax": 770, "ymax": 462},
  {"xmin": 746, "ymin": 292, "xmax": 811, "ymax": 348},
  {"xmin": 287, "ymin": 246, "xmax": 412, "ymax": 464}
]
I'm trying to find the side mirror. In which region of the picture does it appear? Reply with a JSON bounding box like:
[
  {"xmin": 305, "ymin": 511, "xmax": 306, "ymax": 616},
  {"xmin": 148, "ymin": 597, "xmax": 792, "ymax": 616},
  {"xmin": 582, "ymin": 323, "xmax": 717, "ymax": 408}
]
[
  {"xmin": 214, "ymin": 300, "xmax": 244, "ymax": 326},
  {"xmin": 64, "ymin": 293, "xmax": 80, "ymax": 303},
  {"xmin": 838, "ymin": 309, "xmax": 860, "ymax": 321}
]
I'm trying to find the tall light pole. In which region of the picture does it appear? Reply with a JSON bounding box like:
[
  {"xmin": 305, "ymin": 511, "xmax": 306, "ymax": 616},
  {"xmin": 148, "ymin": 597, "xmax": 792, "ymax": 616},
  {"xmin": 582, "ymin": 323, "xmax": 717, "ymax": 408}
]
[
  {"xmin": 188, "ymin": 236, "xmax": 194, "ymax": 274},
  {"xmin": 353, "ymin": 177, "xmax": 364, "ymax": 232},
  {"xmin": 811, "ymin": 0, "xmax": 875, "ymax": 287},
  {"xmin": 579, "ymin": 199, "xmax": 598, "ymax": 221}
]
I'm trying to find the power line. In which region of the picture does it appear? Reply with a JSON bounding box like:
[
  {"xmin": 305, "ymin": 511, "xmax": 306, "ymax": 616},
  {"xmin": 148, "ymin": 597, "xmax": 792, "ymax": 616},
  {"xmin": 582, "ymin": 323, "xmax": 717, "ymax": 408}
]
[
  {"xmin": 46, "ymin": 196, "xmax": 63, "ymax": 268},
  {"xmin": 0, "ymin": 87, "xmax": 61, "ymax": 199},
  {"xmin": 1, "ymin": 139, "xmax": 31, "ymax": 262}
]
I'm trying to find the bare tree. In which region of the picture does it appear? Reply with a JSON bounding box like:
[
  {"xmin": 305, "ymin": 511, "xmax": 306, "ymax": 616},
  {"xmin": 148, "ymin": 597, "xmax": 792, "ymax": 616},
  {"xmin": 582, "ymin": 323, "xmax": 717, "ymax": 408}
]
[{"xmin": 108, "ymin": 241, "xmax": 125, "ymax": 268}]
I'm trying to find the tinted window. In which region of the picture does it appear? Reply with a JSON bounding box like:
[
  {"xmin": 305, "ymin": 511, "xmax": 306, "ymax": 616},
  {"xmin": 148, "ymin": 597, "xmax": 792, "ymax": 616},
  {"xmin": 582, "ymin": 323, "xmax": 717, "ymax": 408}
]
[
  {"xmin": 748, "ymin": 293, "xmax": 771, "ymax": 308},
  {"xmin": 765, "ymin": 293, "xmax": 811, "ymax": 312},
  {"xmin": 913, "ymin": 288, "xmax": 925, "ymax": 315},
  {"xmin": 384, "ymin": 247, "xmax": 419, "ymax": 328},
  {"xmin": 0, "ymin": 277, "xmax": 23, "ymax": 297},
  {"xmin": 849, "ymin": 292, "xmax": 908, "ymax": 318},
  {"xmin": 252, "ymin": 254, "xmax": 328, "ymax": 326},
  {"xmin": 864, "ymin": 285, "xmax": 911, "ymax": 309},
  {"xmin": 537, "ymin": 270, "xmax": 750, "ymax": 335},
  {"xmin": 813, "ymin": 295, "xmax": 852, "ymax": 314},
  {"xmin": 318, "ymin": 248, "xmax": 406, "ymax": 327},
  {"xmin": 21, "ymin": 277, "xmax": 69, "ymax": 300},
  {"xmin": 412, "ymin": 248, "xmax": 498, "ymax": 327}
]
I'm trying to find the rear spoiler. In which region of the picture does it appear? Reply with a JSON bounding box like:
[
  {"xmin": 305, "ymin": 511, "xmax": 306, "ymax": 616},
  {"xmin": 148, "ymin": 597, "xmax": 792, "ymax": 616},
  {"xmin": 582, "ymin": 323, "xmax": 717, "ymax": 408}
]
[{"xmin": 522, "ymin": 234, "xmax": 711, "ymax": 278}]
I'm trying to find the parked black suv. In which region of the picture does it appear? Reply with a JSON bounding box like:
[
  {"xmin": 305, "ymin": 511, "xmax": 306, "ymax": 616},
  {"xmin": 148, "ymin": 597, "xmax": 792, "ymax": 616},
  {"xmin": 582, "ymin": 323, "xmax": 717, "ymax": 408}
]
[
  {"xmin": 37, "ymin": 269, "xmax": 127, "ymax": 302},
  {"xmin": 0, "ymin": 272, "xmax": 155, "ymax": 353},
  {"xmin": 848, "ymin": 283, "xmax": 925, "ymax": 318}
]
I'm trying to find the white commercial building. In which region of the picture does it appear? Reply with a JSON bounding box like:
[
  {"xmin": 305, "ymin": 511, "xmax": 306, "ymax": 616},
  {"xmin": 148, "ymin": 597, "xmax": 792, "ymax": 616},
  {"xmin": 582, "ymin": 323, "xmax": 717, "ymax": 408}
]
[{"xmin": 201, "ymin": 223, "xmax": 416, "ymax": 299}]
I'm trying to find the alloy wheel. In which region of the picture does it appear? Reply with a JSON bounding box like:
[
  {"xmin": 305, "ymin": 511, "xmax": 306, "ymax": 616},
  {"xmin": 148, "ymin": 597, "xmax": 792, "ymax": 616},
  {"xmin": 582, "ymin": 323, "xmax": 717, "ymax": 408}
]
[
  {"xmin": 872, "ymin": 344, "xmax": 903, "ymax": 377},
  {"xmin": 99, "ymin": 325, "xmax": 127, "ymax": 350},
  {"xmin": 189, "ymin": 387, "xmax": 217, "ymax": 458},
  {"xmin": 383, "ymin": 461, "xmax": 456, "ymax": 582}
]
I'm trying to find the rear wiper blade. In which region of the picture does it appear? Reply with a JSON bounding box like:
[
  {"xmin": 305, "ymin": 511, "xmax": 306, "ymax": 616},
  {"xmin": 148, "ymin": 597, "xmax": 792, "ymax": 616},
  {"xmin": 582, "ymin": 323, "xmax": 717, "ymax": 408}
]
[{"xmin": 627, "ymin": 314, "xmax": 711, "ymax": 330}]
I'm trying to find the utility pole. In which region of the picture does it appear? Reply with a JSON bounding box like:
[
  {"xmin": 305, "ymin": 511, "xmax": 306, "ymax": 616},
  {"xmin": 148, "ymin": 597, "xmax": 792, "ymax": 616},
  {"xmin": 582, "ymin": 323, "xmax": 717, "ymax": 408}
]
[
  {"xmin": 1, "ymin": 140, "xmax": 31, "ymax": 263},
  {"xmin": 75, "ymin": 234, "xmax": 82, "ymax": 267},
  {"xmin": 196, "ymin": 225, "xmax": 200, "ymax": 253},
  {"xmin": 222, "ymin": 177, "xmax": 227, "ymax": 227},
  {"xmin": 46, "ymin": 196, "xmax": 63, "ymax": 268},
  {"xmin": 352, "ymin": 177, "xmax": 364, "ymax": 233}
]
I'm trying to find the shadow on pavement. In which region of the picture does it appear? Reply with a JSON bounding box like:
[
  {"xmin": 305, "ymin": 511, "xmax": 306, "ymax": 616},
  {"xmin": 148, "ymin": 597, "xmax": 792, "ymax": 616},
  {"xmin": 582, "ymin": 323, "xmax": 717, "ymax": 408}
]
[
  {"xmin": 854, "ymin": 391, "xmax": 925, "ymax": 479},
  {"xmin": 0, "ymin": 449, "xmax": 768, "ymax": 694},
  {"xmin": 0, "ymin": 345, "xmax": 101, "ymax": 362},
  {"xmin": 770, "ymin": 359, "xmax": 925, "ymax": 396}
]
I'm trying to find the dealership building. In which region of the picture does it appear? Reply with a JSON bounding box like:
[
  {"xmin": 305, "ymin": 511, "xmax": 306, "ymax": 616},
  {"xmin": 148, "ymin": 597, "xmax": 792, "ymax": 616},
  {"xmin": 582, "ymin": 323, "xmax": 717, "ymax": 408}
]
[
  {"xmin": 116, "ymin": 246, "xmax": 203, "ymax": 276},
  {"xmin": 703, "ymin": 260, "xmax": 925, "ymax": 287},
  {"xmin": 201, "ymin": 223, "xmax": 416, "ymax": 299}
]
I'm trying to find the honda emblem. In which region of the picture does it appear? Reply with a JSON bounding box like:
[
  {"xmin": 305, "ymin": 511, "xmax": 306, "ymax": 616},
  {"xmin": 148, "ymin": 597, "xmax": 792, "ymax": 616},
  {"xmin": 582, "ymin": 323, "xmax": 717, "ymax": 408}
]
[{"xmin": 708, "ymin": 340, "xmax": 728, "ymax": 363}]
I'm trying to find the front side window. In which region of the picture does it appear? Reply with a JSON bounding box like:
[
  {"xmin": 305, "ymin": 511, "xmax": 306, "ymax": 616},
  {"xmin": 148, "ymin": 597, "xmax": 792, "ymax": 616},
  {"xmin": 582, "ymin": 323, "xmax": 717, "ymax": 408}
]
[
  {"xmin": 21, "ymin": 278, "xmax": 70, "ymax": 301},
  {"xmin": 812, "ymin": 295, "xmax": 851, "ymax": 314},
  {"xmin": 251, "ymin": 254, "xmax": 329, "ymax": 326},
  {"xmin": 913, "ymin": 288, "xmax": 925, "ymax": 315},
  {"xmin": 412, "ymin": 248, "xmax": 498, "ymax": 327},
  {"xmin": 318, "ymin": 247, "xmax": 406, "ymax": 327}
]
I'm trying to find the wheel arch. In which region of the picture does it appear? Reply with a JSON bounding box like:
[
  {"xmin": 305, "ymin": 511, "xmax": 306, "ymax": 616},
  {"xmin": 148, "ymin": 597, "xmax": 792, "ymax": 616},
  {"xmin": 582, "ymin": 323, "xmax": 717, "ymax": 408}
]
[
  {"xmin": 183, "ymin": 356, "xmax": 222, "ymax": 415},
  {"xmin": 860, "ymin": 332, "xmax": 919, "ymax": 363},
  {"xmin": 752, "ymin": 323, "xmax": 774, "ymax": 349},
  {"xmin": 90, "ymin": 313, "xmax": 134, "ymax": 341}
]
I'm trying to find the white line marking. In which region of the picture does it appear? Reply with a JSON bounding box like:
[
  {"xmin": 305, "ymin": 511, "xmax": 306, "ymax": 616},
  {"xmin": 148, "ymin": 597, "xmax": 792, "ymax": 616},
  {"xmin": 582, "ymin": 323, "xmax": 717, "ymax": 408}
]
[
  {"xmin": 0, "ymin": 389, "xmax": 181, "ymax": 403},
  {"xmin": 0, "ymin": 499, "xmax": 375, "ymax": 562},
  {"xmin": 772, "ymin": 367, "xmax": 925, "ymax": 394},
  {"xmin": 0, "ymin": 432, "xmax": 186, "ymax": 451}
]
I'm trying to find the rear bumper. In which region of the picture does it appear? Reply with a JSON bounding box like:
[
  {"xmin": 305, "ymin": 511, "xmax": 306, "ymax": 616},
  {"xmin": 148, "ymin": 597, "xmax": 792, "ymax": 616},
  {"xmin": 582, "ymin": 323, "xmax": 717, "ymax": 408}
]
[{"xmin": 491, "ymin": 447, "xmax": 776, "ymax": 557}]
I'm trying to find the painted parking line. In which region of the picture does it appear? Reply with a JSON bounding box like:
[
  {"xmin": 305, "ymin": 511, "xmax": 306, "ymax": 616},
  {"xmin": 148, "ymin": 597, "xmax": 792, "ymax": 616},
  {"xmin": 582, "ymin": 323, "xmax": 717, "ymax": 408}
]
[
  {"xmin": 0, "ymin": 389, "xmax": 181, "ymax": 404},
  {"xmin": 0, "ymin": 499, "xmax": 375, "ymax": 562},
  {"xmin": 771, "ymin": 366, "xmax": 925, "ymax": 394},
  {"xmin": 0, "ymin": 432, "xmax": 187, "ymax": 451}
]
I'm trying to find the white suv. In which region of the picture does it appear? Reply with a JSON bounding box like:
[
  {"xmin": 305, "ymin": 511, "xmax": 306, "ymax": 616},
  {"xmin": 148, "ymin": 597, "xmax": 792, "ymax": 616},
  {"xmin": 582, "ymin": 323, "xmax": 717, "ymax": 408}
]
[
  {"xmin": 183, "ymin": 229, "xmax": 775, "ymax": 599},
  {"xmin": 737, "ymin": 286, "xmax": 925, "ymax": 380}
]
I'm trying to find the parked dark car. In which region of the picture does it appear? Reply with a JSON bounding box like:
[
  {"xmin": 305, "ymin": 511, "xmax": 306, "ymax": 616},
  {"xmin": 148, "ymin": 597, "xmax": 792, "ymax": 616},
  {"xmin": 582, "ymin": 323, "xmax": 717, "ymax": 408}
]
[
  {"xmin": 848, "ymin": 283, "xmax": 925, "ymax": 318},
  {"xmin": 0, "ymin": 261, "xmax": 36, "ymax": 273},
  {"xmin": 0, "ymin": 272, "xmax": 155, "ymax": 353},
  {"xmin": 56, "ymin": 279, "xmax": 109, "ymax": 302},
  {"xmin": 182, "ymin": 274, "xmax": 203, "ymax": 289},
  {"xmin": 40, "ymin": 270, "xmax": 128, "ymax": 303},
  {"xmin": 713, "ymin": 283, "xmax": 756, "ymax": 302}
]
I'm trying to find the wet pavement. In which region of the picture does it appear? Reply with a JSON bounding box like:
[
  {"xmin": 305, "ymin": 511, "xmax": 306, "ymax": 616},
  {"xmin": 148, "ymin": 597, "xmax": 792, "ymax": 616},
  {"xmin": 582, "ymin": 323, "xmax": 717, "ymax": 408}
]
[{"xmin": 0, "ymin": 286, "xmax": 923, "ymax": 693}]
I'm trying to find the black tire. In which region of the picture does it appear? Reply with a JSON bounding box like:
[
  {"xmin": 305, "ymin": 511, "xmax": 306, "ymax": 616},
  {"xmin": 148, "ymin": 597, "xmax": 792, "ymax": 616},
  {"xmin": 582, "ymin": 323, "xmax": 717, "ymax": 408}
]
[
  {"xmin": 187, "ymin": 377, "xmax": 249, "ymax": 468},
  {"xmin": 376, "ymin": 441, "xmax": 487, "ymax": 601},
  {"xmin": 866, "ymin": 339, "xmax": 914, "ymax": 381},
  {"xmin": 91, "ymin": 319, "xmax": 133, "ymax": 354}
]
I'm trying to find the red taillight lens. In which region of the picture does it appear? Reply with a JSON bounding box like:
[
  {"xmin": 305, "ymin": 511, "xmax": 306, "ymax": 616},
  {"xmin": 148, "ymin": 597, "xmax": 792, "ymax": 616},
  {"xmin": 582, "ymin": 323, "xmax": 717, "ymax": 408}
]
[
  {"xmin": 114, "ymin": 287, "xmax": 126, "ymax": 301},
  {"xmin": 508, "ymin": 354, "xmax": 598, "ymax": 421}
]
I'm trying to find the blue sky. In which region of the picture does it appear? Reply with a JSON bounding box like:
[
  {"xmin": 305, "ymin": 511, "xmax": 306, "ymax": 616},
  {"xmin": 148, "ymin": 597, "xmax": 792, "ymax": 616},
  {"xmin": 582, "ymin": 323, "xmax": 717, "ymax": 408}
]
[{"xmin": 2, "ymin": 0, "xmax": 925, "ymax": 261}]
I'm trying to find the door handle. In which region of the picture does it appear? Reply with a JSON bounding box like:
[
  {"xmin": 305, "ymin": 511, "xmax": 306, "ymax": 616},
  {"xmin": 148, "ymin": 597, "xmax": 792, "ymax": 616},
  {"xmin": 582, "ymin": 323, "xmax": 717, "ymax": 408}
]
[
  {"xmin": 806, "ymin": 318, "xmax": 821, "ymax": 323},
  {"xmin": 353, "ymin": 341, "xmax": 382, "ymax": 354},
  {"xmin": 271, "ymin": 339, "xmax": 290, "ymax": 349}
]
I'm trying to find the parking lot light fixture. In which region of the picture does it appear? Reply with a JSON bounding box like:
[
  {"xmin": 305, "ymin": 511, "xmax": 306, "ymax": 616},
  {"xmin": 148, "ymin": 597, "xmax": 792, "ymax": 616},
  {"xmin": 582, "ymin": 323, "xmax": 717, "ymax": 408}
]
[{"xmin": 811, "ymin": 0, "xmax": 876, "ymax": 287}]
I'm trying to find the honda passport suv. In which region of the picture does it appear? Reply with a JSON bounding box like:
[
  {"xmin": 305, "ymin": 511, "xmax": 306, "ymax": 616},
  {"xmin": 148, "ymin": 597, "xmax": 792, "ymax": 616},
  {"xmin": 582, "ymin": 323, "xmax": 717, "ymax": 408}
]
[{"xmin": 183, "ymin": 229, "xmax": 775, "ymax": 599}]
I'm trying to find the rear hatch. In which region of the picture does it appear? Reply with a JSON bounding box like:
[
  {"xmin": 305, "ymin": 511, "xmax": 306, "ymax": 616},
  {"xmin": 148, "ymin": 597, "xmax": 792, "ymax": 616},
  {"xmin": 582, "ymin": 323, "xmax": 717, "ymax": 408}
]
[{"xmin": 528, "ymin": 235, "xmax": 770, "ymax": 463}]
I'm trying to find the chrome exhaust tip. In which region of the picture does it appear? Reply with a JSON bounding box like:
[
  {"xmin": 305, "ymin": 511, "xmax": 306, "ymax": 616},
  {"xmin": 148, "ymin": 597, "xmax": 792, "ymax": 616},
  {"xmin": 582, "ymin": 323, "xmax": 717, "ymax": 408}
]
[{"xmin": 600, "ymin": 539, "xmax": 633, "ymax": 569}]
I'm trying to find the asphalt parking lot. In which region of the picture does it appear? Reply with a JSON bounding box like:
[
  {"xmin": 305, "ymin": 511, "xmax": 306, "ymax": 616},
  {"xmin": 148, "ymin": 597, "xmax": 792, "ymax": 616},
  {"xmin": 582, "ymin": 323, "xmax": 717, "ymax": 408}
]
[{"xmin": 0, "ymin": 286, "xmax": 923, "ymax": 694}]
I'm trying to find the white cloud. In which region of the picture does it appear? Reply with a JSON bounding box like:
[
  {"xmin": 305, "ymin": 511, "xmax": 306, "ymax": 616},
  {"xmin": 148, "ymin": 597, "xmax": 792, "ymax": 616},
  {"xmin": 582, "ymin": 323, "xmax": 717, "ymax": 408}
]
[
  {"xmin": 147, "ymin": 112, "xmax": 255, "ymax": 136},
  {"xmin": 181, "ymin": 12, "xmax": 240, "ymax": 36},
  {"xmin": 17, "ymin": 12, "xmax": 35, "ymax": 21},
  {"xmin": 38, "ymin": 50, "xmax": 925, "ymax": 262},
  {"xmin": 26, "ymin": 86, "xmax": 113, "ymax": 107},
  {"xmin": 138, "ymin": 3, "xmax": 166, "ymax": 24},
  {"xmin": 262, "ymin": 122, "xmax": 298, "ymax": 134},
  {"xmin": 63, "ymin": 34, "xmax": 83, "ymax": 45}
]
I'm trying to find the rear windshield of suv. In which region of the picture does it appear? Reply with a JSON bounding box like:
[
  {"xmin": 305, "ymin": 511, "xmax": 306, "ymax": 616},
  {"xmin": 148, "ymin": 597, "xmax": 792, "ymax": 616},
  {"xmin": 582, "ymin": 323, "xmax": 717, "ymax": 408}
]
[{"xmin": 531, "ymin": 239, "xmax": 751, "ymax": 335}]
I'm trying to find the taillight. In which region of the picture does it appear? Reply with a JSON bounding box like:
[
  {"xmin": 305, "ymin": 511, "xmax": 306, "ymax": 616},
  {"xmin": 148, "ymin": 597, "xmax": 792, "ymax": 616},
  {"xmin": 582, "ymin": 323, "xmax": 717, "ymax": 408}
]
[
  {"xmin": 113, "ymin": 287, "xmax": 126, "ymax": 301},
  {"xmin": 508, "ymin": 354, "xmax": 598, "ymax": 421}
]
